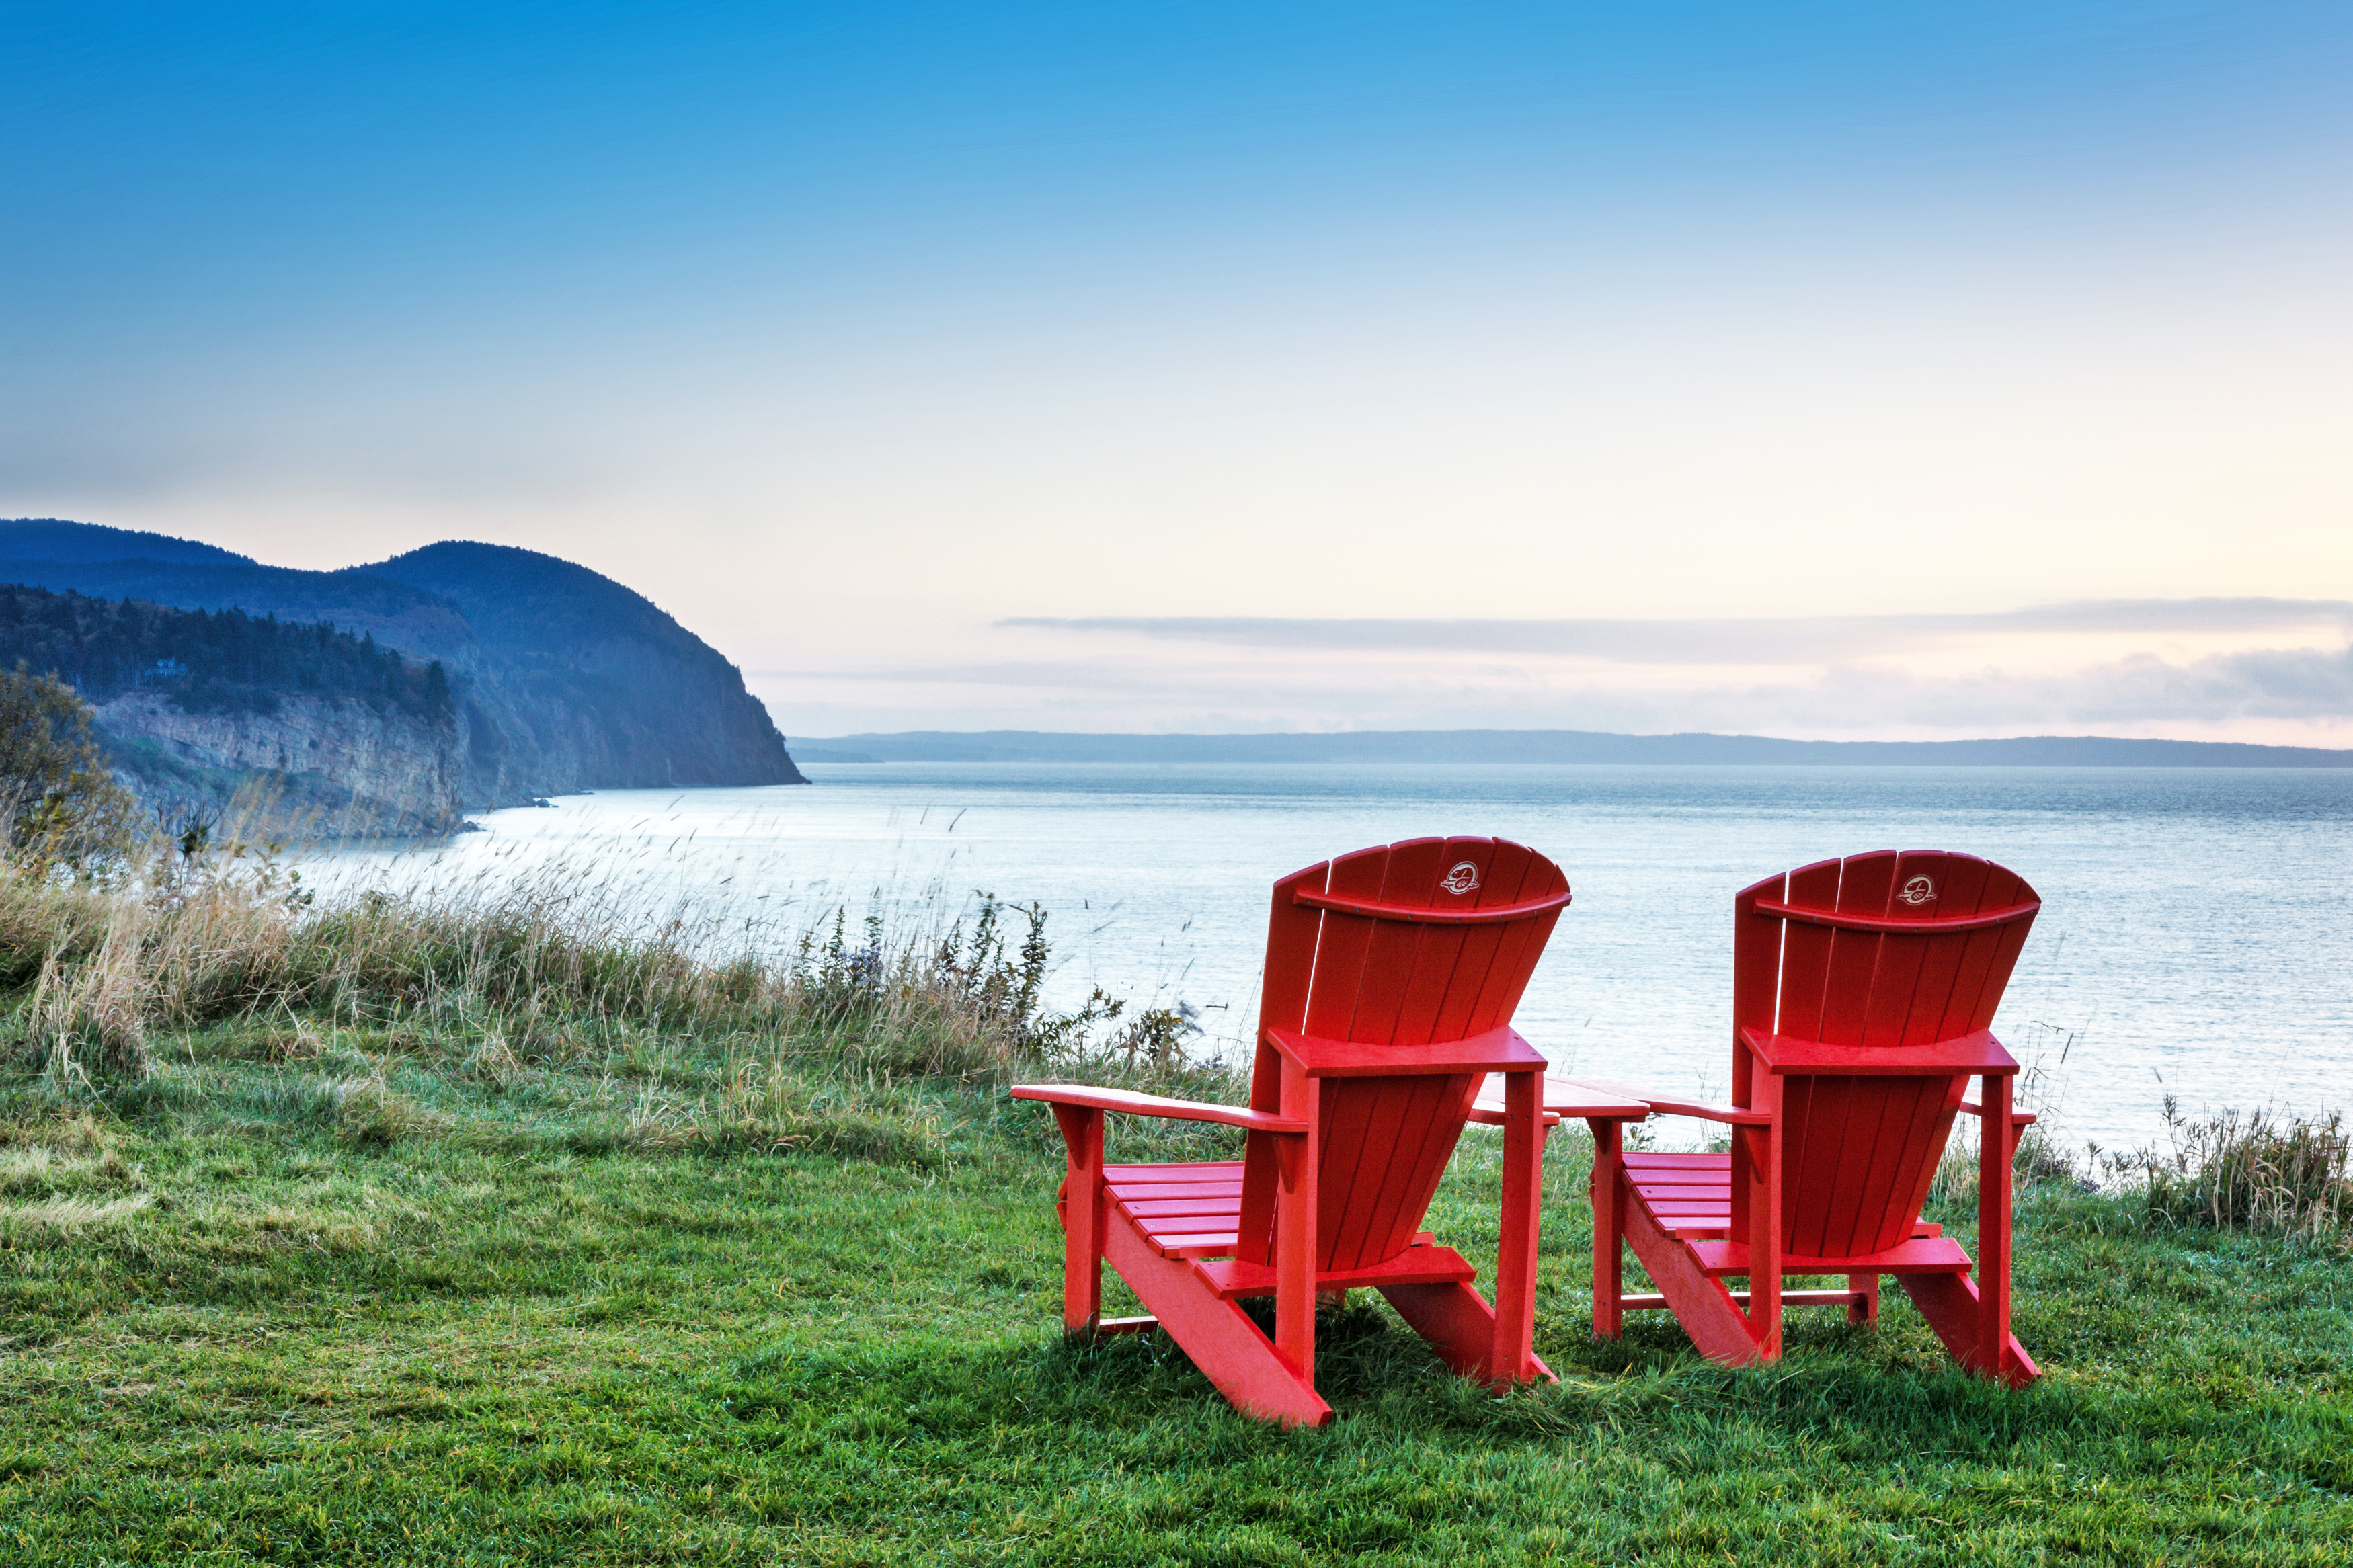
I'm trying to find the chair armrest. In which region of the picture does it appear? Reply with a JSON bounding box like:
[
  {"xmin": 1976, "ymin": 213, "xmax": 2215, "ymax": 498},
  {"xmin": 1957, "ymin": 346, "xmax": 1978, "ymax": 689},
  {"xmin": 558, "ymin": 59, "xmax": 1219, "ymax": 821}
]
[
  {"xmin": 1465, "ymin": 1104, "xmax": 1563, "ymax": 1128},
  {"xmin": 1537, "ymin": 1073, "xmax": 1655, "ymax": 1121},
  {"xmin": 1012, "ymin": 1084, "xmax": 1308, "ymax": 1135},
  {"xmin": 1642, "ymin": 1095, "xmax": 1773, "ymax": 1126},
  {"xmin": 1958, "ymin": 1096, "xmax": 2038, "ymax": 1127}
]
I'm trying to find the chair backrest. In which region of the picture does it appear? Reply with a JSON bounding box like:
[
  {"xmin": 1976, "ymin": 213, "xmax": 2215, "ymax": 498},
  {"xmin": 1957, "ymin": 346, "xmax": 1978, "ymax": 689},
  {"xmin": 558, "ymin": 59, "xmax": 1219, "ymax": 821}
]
[
  {"xmin": 1734, "ymin": 850, "xmax": 2040, "ymax": 1257},
  {"xmin": 1234, "ymin": 837, "xmax": 1570, "ymax": 1270}
]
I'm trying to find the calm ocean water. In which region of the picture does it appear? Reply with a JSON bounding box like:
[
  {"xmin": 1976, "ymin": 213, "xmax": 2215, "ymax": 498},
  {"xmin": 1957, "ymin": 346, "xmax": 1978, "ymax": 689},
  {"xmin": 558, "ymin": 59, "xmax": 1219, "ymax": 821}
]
[{"xmin": 325, "ymin": 764, "xmax": 2353, "ymax": 1153}]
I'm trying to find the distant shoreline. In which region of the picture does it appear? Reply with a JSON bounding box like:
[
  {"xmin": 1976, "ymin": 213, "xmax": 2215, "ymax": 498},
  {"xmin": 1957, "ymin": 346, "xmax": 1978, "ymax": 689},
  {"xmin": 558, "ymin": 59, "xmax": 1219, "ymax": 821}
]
[{"xmin": 793, "ymin": 729, "xmax": 2353, "ymax": 768}]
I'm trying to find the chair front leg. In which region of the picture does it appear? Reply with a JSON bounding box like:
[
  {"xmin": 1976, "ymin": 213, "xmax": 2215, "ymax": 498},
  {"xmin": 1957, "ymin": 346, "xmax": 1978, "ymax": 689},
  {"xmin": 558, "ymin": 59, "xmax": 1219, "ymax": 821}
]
[
  {"xmin": 1272, "ymin": 1061, "xmax": 1320, "ymax": 1383},
  {"xmin": 1490, "ymin": 1067, "xmax": 1546, "ymax": 1383},
  {"xmin": 1737, "ymin": 1081, "xmax": 1783, "ymax": 1359},
  {"xmin": 1049, "ymin": 1104, "xmax": 1107, "ymax": 1337}
]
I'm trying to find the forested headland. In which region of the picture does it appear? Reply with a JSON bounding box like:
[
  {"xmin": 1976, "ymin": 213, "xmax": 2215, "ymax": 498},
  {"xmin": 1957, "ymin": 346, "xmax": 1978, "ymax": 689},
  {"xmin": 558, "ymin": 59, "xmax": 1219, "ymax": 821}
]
[{"xmin": 0, "ymin": 583, "xmax": 453, "ymax": 725}]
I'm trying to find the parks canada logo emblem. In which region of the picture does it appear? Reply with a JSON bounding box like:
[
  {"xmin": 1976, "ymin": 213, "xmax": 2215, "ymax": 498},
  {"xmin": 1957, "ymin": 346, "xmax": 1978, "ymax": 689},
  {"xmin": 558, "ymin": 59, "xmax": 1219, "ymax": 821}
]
[
  {"xmin": 1440, "ymin": 862, "xmax": 1481, "ymax": 895},
  {"xmin": 1899, "ymin": 876, "xmax": 1937, "ymax": 906}
]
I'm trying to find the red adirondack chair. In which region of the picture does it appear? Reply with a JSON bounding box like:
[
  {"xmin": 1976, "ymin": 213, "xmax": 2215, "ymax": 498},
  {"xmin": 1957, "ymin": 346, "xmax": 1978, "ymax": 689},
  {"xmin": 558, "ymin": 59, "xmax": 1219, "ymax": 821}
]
[
  {"xmin": 1582, "ymin": 850, "xmax": 2044, "ymax": 1386},
  {"xmin": 1014, "ymin": 837, "xmax": 1572, "ymax": 1428}
]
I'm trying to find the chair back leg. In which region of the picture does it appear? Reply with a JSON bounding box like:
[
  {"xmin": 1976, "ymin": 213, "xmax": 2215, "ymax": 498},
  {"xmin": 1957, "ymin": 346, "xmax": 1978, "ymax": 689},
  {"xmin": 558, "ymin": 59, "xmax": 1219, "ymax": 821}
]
[
  {"xmin": 1051, "ymin": 1104, "xmax": 1107, "ymax": 1337},
  {"xmin": 1589, "ymin": 1118, "xmax": 1626, "ymax": 1339},
  {"xmin": 1975, "ymin": 1072, "xmax": 2015, "ymax": 1376}
]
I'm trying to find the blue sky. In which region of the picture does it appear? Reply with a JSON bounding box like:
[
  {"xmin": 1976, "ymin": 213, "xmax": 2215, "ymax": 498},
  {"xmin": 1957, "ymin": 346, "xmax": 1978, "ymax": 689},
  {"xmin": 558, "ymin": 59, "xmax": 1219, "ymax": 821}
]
[{"xmin": 5, "ymin": 3, "xmax": 2351, "ymax": 739}]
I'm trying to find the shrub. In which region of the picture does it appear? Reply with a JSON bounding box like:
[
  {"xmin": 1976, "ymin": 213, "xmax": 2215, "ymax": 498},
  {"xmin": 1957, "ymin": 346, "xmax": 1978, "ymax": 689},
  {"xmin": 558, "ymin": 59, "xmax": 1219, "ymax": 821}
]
[{"xmin": 0, "ymin": 663, "xmax": 141, "ymax": 870}]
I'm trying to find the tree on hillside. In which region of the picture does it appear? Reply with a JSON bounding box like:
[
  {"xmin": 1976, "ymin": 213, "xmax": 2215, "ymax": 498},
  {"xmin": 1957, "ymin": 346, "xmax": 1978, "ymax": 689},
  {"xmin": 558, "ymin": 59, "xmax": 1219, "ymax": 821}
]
[{"xmin": 0, "ymin": 662, "xmax": 140, "ymax": 868}]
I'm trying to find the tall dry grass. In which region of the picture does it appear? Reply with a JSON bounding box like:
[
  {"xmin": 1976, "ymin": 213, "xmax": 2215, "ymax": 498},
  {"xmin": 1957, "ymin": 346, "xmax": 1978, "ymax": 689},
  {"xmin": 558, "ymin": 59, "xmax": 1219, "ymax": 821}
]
[
  {"xmin": 1, "ymin": 809, "xmax": 1213, "ymax": 1102},
  {"xmin": 2097, "ymin": 1096, "xmax": 2352, "ymax": 1243}
]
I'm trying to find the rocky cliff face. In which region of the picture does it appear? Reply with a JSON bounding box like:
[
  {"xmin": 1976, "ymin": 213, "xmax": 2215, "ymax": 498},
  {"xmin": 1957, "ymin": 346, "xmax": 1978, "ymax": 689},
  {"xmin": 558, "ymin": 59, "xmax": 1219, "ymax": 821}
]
[{"xmin": 96, "ymin": 691, "xmax": 463, "ymax": 834}]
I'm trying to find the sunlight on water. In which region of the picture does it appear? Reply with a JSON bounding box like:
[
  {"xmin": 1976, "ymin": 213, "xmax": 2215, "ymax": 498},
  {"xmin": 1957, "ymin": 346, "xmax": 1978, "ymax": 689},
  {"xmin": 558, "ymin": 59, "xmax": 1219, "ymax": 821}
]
[{"xmin": 317, "ymin": 764, "xmax": 2353, "ymax": 1153}]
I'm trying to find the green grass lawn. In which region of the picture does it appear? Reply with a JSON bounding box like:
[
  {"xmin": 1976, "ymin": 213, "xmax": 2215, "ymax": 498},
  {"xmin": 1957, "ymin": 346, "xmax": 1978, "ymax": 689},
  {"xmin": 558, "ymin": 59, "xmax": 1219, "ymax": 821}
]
[{"xmin": 4, "ymin": 1027, "xmax": 2351, "ymax": 1566}]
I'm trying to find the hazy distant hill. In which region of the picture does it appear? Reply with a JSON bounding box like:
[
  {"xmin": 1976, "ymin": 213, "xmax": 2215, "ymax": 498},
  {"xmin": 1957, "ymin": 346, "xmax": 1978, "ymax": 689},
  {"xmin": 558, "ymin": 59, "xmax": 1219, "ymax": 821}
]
[
  {"xmin": 0, "ymin": 519, "xmax": 253, "ymax": 567},
  {"xmin": 799, "ymin": 729, "xmax": 2353, "ymax": 767},
  {"xmin": 0, "ymin": 519, "xmax": 805, "ymax": 811}
]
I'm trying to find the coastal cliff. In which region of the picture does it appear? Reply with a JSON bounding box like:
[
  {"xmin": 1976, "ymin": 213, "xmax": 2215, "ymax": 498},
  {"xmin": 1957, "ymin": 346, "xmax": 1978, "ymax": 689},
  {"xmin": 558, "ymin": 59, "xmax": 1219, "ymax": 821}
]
[
  {"xmin": 0, "ymin": 520, "xmax": 805, "ymax": 816},
  {"xmin": 95, "ymin": 690, "xmax": 462, "ymax": 833}
]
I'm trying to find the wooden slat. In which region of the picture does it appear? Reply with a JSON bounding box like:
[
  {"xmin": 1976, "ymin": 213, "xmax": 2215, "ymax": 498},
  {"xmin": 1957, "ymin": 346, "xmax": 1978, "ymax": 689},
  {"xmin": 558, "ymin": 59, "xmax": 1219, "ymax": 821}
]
[
  {"xmin": 1690, "ymin": 1235, "xmax": 1972, "ymax": 1278},
  {"xmin": 1128, "ymin": 1197, "xmax": 1238, "ymax": 1223},
  {"xmin": 1858, "ymin": 854, "xmax": 1940, "ymax": 1046},
  {"xmin": 1883, "ymin": 1076, "xmax": 1966, "ymax": 1255},
  {"xmin": 1318, "ymin": 1075, "xmax": 1406, "ymax": 1270},
  {"xmin": 1971, "ymin": 913, "xmax": 2036, "ymax": 1034},
  {"xmin": 1255, "ymin": 864, "xmax": 1328, "ymax": 1069},
  {"xmin": 1450, "ymin": 846, "xmax": 1529, "ymax": 1036},
  {"xmin": 1731, "ymin": 870, "xmax": 1786, "ymax": 1116},
  {"xmin": 1107, "ymin": 1182, "xmax": 1242, "ymax": 1204},
  {"xmin": 1462, "ymin": 850, "xmax": 1551, "ymax": 1035},
  {"xmin": 1148, "ymin": 1231, "xmax": 1242, "ymax": 1260},
  {"xmin": 1781, "ymin": 1075, "xmax": 1843, "ymax": 1256},
  {"xmin": 1776, "ymin": 858, "xmax": 1843, "ymax": 1042},
  {"xmin": 1333, "ymin": 1076, "xmax": 1445, "ymax": 1270},
  {"xmin": 1931, "ymin": 915, "xmax": 2011, "ymax": 1046},
  {"xmin": 1195, "ymin": 1242, "xmax": 1477, "ymax": 1300},
  {"xmin": 1392, "ymin": 921, "xmax": 1475, "ymax": 1051},
  {"xmin": 1810, "ymin": 1078, "xmax": 1909, "ymax": 1258},
  {"xmin": 1120, "ymin": 1196, "xmax": 1244, "ymax": 1219},
  {"xmin": 1818, "ymin": 851, "xmax": 1898, "ymax": 1046},
  {"xmin": 1895, "ymin": 856, "xmax": 1986, "ymax": 1046},
  {"xmin": 1345, "ymin": 839, "xmax": 1448, "ymax": 1042},
  {"xmin": 1847, "ymin": 1077, "xmax": 1933, "ymax": 1257},
  {"xmin": 1134, "ymin": 1213, "xmax": 1239, "ymax": 1241},
  {"xmin": 1621, "ymin": 1290, "xmax": 1866, "ymax": 1311},
  {"xmin": 1353, "ymin": 1074, "xmax": 1476, "ymax": 1269},
  {"xmin": 1428, "ymin": 914, "xmax": 1510, "ymax": 1044},
  {"xmin": 1107, "ymin": 1169, "xmax": 1242, "ymax": 1189}
]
